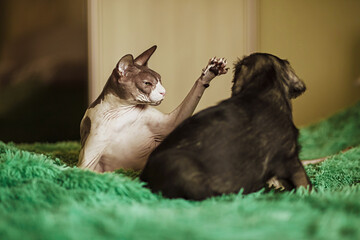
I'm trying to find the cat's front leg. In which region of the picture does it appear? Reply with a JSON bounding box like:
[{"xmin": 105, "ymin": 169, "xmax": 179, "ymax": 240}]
[
  {"xmin": 152, "ymin": 57, "xmax": 228, "ymax": 137},
  {"xmin": 78, "ymin": 140, "xmax": 106, "ymax": 172}
]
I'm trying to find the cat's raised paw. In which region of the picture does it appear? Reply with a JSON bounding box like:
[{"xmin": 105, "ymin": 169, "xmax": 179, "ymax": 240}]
[{"xmin": 202, "ymin": 57, "xmax": 229, "ymax": 76}]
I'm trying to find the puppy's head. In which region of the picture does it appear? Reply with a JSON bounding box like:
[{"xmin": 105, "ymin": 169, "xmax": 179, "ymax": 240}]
[{"xmin": 232, "ymin": 53, "xmax": 306, "ymax": 99}]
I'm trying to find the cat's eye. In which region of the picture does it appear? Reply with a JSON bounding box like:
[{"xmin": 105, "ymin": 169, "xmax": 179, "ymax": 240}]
[{"xmin": 145, "ymin": 82, "xmax": 152, "ymax": 86}]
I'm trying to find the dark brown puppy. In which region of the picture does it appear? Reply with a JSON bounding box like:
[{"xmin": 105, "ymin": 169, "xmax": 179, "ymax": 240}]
[{"xmin": 140, "ymin": 53, "xmax": 310, "ymax": 200}]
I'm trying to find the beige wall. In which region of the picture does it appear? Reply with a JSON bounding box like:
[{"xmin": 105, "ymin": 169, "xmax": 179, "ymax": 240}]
[
  {"xmin": 89, "ymin": 0, "xmax": 360, "ymax": 126},
  {"xmin": 88, "ymin": 0, "xmax": 254, "ymax": 115},
  {"xmin": 260, "ymin": 0, "xmax": 360, "ymax": 126}
]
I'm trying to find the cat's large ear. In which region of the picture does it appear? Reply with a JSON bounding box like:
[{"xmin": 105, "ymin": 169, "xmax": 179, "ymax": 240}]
[
  {"xmin": 134, "ymin": 45, "xmax": 157, "ymax": 66},
  {"xmin": 117, "ymin": 54, "xmax": 134, "ymax": 76}
]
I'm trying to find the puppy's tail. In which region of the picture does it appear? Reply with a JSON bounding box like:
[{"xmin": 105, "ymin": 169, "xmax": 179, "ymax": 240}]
[
  {"xmin": 301, "ymin": 157, "xmax": 327, "ymax": 166},
  {"xmin": 301, "ymin": 147, "xmax": 353, "ymax": 166}
]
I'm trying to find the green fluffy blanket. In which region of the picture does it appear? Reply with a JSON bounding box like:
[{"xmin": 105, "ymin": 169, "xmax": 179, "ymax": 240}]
[{"xmin": 1, "ymin": 102, "xmax": 360, "ymax": 240}]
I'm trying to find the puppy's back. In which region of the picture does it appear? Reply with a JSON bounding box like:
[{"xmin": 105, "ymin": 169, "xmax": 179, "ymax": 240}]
[
  {"xmin": 141, "ymin": 53, "xmax": 310, "ymax": 200},
  {"xmin": 141, "ymin": 94, "xmax": 298, "ymax": 199}
]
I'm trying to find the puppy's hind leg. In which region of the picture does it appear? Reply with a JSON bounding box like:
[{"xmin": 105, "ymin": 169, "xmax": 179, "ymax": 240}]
[
  {"xmin": 288, "ymin": 159, "xmax": 312, "ymax": 191},
  {"xmin": 173, "ymin": 161, "xmax": 212, "ymax": 201},
  {"xmin": 270, "ymin": 158, "xmax": 312, "ymax": 192},
  {"xmin": 143, "ymin": 152, "xmax": 212, "ymax": 200}
]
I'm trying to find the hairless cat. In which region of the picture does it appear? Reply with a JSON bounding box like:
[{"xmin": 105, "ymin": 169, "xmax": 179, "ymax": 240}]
[{"xmin": 77, "ymin": 46, "xmax": 228, "ymax": 172}]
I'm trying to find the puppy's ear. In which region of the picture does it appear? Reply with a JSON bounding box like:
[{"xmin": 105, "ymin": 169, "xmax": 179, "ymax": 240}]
[
  {"xmin": 231, "ymin": 55, "xmax": 274, "ymax": 96},
  {"xmin": 287, "ymin": 70, "xmax": 306, "ymax": 99},
  {"xmin": 231, "ymin": 58, "xmax": 248, "ymax": 95}
]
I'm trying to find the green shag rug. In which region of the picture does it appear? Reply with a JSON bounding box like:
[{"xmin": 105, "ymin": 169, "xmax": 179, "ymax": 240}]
[{"xmin": 1, "ymin": 102, "xmax": 360, "ymax": 240}]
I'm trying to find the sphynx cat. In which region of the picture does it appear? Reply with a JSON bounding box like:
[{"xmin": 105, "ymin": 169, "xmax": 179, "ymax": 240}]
[{"xmin": 77, "ymin": 46, "xmax": 228, "ymax": 172}]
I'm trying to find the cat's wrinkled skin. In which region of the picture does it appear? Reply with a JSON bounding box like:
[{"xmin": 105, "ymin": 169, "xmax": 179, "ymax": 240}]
[{"xmin": 77, "ymin": 46, "xmax": 228, "ymax": 172}]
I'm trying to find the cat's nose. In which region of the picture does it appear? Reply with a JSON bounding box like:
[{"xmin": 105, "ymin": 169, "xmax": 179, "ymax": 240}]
[{"xmin": 160, "ymin": 91, "xmax": 166, "ymax": 96}]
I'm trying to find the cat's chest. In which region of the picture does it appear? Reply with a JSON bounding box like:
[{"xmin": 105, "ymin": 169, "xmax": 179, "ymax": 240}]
[
  {"xmin": 84, "ymin": 103, "xmax": 164, "ymax": 170},
  {"xmin": 89, "ymin": 105, "xmax": 152, "ymax": 137}
]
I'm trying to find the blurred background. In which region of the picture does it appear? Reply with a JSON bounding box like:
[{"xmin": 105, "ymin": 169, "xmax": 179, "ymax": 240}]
[
  {"xmin": 0, "ymin": 0, "xmax": 359, "ymax": 143},
  {"xmin": 0, "ymin": 0, "xmax": 88, "ymax": 142}
]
